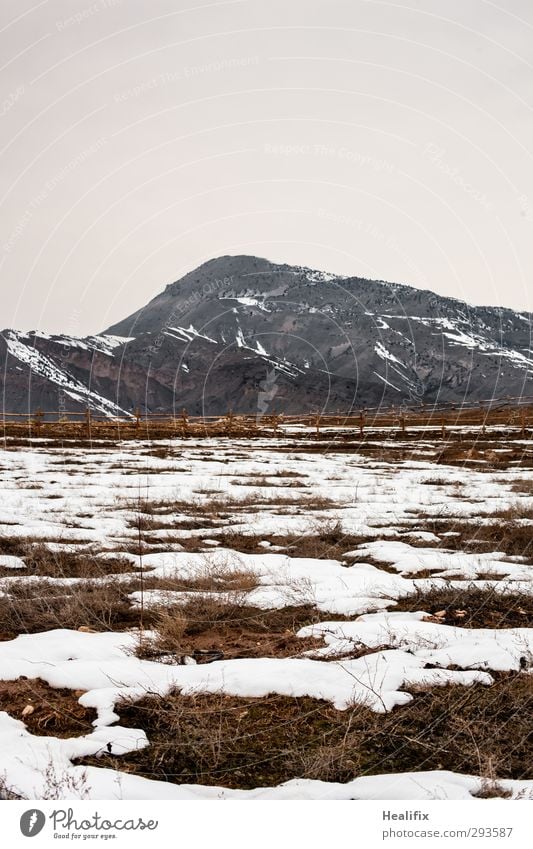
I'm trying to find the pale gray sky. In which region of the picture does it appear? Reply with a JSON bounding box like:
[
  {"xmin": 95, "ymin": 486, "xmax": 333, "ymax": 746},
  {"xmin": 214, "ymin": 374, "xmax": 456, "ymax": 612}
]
[{"xmin": 1, "ymin": 0, "xmax": 532, "ymax": 336}]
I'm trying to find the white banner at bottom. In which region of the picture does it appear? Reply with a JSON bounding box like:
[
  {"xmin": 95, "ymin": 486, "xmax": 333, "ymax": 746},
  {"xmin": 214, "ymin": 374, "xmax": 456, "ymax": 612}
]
[{"xmin": 0, "ymin": 799, "xmax": 531, "ymax": 849}]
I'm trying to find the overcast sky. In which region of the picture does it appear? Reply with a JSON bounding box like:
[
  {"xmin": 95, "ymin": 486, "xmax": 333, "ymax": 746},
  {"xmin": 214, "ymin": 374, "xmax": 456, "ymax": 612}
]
[{"xmin": 1, "ymin": 0, "xmax": 532, "ymax": 336}]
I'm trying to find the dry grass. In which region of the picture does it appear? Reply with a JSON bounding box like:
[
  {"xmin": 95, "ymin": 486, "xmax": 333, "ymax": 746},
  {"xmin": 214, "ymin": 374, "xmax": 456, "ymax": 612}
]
[
  {"xmin": 473, "ymin": 773, "xmax": 513, "ymax": 798},
  {"xmin": 138, "ymin": 598, "xmax": 326, "ymax": 663},
  {"xmin": 0, "ymin": 538, "xmax": 134, "ymax": 579},
  {"xmin": 510, "ymin": 478, "xmax": 533, "ymax": 495},
  {"xmin": 487, "ymin": 501, "xmax": 533, "ymax": 521},
  {"xmin": 0, "ymin": 777, "xmax": 24, "ymax": 800},
  {"xmin": 0, "ymin": 578, "xmax": 153, "ymax": 639},
  {"xmin": 126, "ymin": 491, "xmax": 337, "ymax": 521},
  {"xmin": 405, "ymin": 515, "xmax": 533, "ymax": 564},
  {"xmin": 77, "ymin": 673, "xmax": 532, "ymax": 789},
  {"xmin": 420, "ymin": 477, "xmax": 455, "ymax": 486},
  {"xmin": 282, "ymin": 519, "xmax": 366, "ymax": 560},
  {"xmin": 1, "ymin": 433, "xmax": 531, "ymax": 796},
  {"xmin": 116, "ymin": 552, "xmax": 324, "ymax": 661},
  {"xmin": 393, "ymin": 584, "xmax": 533, "ymax": 629},
  {"xmin": 208, "ymin": 522, "xmax": 380, "ymax": 561},
  {"xmin": 231, "ymin": 475, "xmax": 307, "ymax": 488},
  {"xmin": 141, "ymin": 558, "xmax": 260, "ymax": 595}
]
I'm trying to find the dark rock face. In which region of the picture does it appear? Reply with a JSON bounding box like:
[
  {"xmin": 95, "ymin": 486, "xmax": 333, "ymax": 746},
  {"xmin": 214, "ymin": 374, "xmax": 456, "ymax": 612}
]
[{"xmin": 1, "ymin": 255, "xmax": 531, "ymax": 415}]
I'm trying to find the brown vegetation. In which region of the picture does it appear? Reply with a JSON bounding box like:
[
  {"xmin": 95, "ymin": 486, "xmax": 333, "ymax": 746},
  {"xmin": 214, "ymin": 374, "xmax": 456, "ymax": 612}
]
[
  {"xmin": 393, "ymin": 584, "xmax": 533, "ymax": 629},
  {"xmin": 0, "ymin": 578, "xmax": 153, "ymax": 639},
  {"xmin": 0, "ymin": 539, "xmax": 134, "ymax": 579},
  {"xmin": 138, "ymin": 600, "xmax": 325, "ymax": 663},
  {"xmin": 76, "ymin": 673, "xmax": 532, "ymax": 789},
  {"xmin": 405, "ymin": 515, "xmax": 533, "ymax": 563}
]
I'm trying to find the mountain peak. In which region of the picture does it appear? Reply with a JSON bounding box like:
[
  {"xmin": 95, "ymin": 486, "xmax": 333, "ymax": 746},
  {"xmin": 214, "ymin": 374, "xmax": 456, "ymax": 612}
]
[{"xmin": 1, "ymin": 255, "xmax": 531, "ymax": 416}]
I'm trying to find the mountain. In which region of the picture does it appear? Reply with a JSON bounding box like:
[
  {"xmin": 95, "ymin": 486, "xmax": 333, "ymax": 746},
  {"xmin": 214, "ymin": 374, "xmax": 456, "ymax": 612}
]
[{"xmin": 1, "ymin": 255, "xmax": 532, "ymax": 416}]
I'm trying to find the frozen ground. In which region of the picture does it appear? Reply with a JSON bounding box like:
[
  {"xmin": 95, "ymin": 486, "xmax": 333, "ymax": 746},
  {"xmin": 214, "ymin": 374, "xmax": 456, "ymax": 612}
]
[{"xmin": 0, "ymin": 435, "xmax": 531, "ymax": 800}]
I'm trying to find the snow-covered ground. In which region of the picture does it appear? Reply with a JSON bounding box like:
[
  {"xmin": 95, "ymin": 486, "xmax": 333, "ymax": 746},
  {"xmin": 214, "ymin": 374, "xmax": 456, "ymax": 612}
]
[
  {"xmin": 0, "ymin": 437, "xmax": 531, "ymax": 800},
  {"xmin": 0, "ymin": 436, "xmax": 531, "ymax": 549}
]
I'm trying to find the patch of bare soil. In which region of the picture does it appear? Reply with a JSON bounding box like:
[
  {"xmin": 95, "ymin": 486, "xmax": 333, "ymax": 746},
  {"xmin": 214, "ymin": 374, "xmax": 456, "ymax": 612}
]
[{"xmin": 0, "ymin": 678, "xmax": 96, "ymax": 737}]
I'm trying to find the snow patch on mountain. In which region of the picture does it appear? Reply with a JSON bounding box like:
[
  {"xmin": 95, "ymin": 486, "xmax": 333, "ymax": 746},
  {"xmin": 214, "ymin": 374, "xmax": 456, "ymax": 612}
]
[
  {"xmin": 168, "ymin": 325, "xmax": 217, "ymax": 344},
  {"xmin": 221, "ymin": 295, "xmax": 271, "ymax": 312},
  {"xmin": 4, "ymin": 331, "xmax": 131, "ymax": 417},
  {"xmin": 291, "ymin": 265, "xmax": 346, "ymax": 284},
  {"xmin": 386, "ymin": 315, "xmax": 533, "ymax": 371},
  {"xmin": 17, "ymin": 332, "xmax": 134, "ymax": 357},
  {"xmin": 374, "ymin": 342, "xmax": 406, "ymax": 367},
  {"xmin": 86, "ymin": 335, "xmax": 136, "ymax": 354}
]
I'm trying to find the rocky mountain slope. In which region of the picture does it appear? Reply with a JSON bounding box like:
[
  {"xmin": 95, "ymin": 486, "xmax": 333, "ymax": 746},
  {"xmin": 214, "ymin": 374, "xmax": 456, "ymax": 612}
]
[{"xmin": 1, "ymin": 255, "xmax": 531, "ymax": 415}]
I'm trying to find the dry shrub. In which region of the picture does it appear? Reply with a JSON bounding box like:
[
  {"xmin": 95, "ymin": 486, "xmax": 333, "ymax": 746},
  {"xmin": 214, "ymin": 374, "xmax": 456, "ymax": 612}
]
[
  {"xmin": 178, "ymin": 593, "xmax": 258, "ymax": 636},
  {"xmin": 145, "ymin": 607, "xmax": 187, "ymax": 657},
  {"xmin": 420, "ymin": 477, "xmax": 455, "ymax": 486},
  {"xmin": 473, "ymin": 779, "xmax": 512, "ymax": 799},
  {"xmin": 143, "ymin": 558, "xmax": 260, "ymax": 595},
  {"xmin": 40, "ymin": 762, "xmax": 90, "ymax": 800},
  {"xmin": 138, "ymin": 560, "xmax": 262, "ymax": 659},
  {"xmin": 294, "ymin": 518, "xmax": 370, "ymax": 560},
  {"xmin": 188, "ymin": 561, "xmax": 259, "ymax": 594},
  {"xmin": 208, "ymin": 531, "xmax": 266, "ymax": 553},
  {"xmin": 0, "ymin": 775, "xmax": 24, "ymax": 800},
  {"xmin": 0, "ymin": 535, "xmax": 29, "ymax": 559},
  {"xmin": 26, "ymin": 547, "xmax": 135, "ymax": 578}
]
